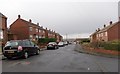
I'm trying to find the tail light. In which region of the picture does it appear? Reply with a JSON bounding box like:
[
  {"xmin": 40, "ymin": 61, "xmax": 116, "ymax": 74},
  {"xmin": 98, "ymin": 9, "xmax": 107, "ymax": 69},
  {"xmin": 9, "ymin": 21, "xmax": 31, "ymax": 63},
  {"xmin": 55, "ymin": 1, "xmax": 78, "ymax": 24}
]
[{"xmin": 18, "ymin": 46, "xmax": 23, "ymax": 51}]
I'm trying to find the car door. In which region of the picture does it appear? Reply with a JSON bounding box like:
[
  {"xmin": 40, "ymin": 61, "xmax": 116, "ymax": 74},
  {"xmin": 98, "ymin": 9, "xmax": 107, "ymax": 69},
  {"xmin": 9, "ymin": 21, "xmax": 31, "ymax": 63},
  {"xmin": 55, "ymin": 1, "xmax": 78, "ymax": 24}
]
[
  {"xmin": 30, "ymin": 41, "xmax": 37, "ymax": 54},
  {"xmin": 24, "ymin": 41, "xmax": 32, "ymax": 55}
]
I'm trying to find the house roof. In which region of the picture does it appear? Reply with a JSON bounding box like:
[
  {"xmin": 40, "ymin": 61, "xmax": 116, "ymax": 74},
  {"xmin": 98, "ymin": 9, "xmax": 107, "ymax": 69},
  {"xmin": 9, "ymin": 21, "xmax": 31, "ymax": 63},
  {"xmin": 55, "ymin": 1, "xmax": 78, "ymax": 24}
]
[
  {"xmin": 98, "ymin": 21, "xmax": 119, "ymax": 33},
  {"xmin": 0, "ymin": 12, "xmax": 7, "ymax": 18},
  {"xmin": 90, "ymin": 21, "xmax": 120, "ymax": 37},
  {"xmin": 20, "ymin": 18, "xmax": 40, "ymax": 27},
  {"xmin": 90, "ymin": 31, "xmax": 98, "ymax": 37}
]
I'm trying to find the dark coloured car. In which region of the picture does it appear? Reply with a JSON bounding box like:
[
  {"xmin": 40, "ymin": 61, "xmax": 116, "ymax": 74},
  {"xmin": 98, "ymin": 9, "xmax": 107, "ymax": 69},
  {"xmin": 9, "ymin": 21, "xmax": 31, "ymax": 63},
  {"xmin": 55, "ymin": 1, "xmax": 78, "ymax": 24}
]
[
  {"xmin": 47, "ymin": 42, "xmax": 59, "ymax": 49},
  {"xmin": 3, "ymin": 40, "xmax": 40, "ymax": 59}
]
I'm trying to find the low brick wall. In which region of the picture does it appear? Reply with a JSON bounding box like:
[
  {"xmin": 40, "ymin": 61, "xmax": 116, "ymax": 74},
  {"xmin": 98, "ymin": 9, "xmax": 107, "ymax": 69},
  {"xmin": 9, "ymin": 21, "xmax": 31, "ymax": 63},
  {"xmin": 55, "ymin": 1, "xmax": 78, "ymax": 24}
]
[{"xmin": 82, "ymin": 46, "xmax": 120, "ymax": 56}]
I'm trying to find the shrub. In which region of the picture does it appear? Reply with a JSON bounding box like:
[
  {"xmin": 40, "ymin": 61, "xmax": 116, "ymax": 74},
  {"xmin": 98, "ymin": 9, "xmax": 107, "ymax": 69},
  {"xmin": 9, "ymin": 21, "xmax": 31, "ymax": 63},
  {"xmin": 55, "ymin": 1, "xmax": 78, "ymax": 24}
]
[
  {"xmin": 103, "ymin": 42, "xmax": 120, "ymax": 51},
  {"xmin": 90, "ymin": 41, "xmax": 120, "ymax": 51},
  {"xmin": 38, "ymin": 38, "xmax": 57, "ymax": 44}
]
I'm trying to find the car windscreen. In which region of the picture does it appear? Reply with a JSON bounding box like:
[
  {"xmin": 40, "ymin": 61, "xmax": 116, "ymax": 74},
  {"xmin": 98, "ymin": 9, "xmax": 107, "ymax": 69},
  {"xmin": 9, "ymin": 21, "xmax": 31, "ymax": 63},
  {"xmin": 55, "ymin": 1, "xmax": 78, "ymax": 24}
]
[
  {"xmin": 58, "ymin": 42, "xmax": 63, "ymax": 44},
  {"xmin": 48, "ymin": 42, "xmax": 55, "ymax": 44},
  {"xmin": 5, "ymin": 41, "xmax": 19, "ymax": 47}
]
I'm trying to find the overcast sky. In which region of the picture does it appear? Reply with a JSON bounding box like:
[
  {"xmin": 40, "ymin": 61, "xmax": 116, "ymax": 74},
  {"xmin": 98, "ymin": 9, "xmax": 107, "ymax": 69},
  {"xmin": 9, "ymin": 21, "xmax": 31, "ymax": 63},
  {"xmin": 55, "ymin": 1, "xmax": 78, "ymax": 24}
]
[{"xmin": 0, "ymin": 0, "xmax": 119, "ymax": 39}]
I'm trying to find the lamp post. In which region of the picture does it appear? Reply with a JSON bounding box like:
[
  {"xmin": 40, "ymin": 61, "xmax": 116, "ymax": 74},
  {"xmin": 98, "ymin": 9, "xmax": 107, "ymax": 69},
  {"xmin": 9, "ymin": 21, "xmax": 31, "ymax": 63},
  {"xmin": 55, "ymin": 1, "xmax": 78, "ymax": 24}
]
[{"xmin": 66, "ymin": 34, "xmax": 67, "ymax": 41}]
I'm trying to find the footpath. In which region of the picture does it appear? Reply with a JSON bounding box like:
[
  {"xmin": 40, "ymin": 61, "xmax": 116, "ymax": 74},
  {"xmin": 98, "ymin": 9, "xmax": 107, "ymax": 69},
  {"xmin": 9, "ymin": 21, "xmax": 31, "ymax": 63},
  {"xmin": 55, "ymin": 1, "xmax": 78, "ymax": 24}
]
[{"xmin": 74, "ymin": 44, "xmax": 119, "ymax": 58}]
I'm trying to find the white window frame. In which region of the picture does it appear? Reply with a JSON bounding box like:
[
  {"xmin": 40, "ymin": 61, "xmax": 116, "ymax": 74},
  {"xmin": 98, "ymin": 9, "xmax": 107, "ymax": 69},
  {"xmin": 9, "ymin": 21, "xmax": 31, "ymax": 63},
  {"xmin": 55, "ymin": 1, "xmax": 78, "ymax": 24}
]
[
  {"xmin": 29, "ymin": 27, "xmax": 33, "ymax": 31},
  {"xmin": 29, "ymin": 35, "xmax": 33, "ymax": 39},
  {"xmin": 0, "ymin": 29, "xmax": 3, "ymax": 39},
  {"xmin": 105, "ymin": 32, "xmax": 107, "ymax": 36}
]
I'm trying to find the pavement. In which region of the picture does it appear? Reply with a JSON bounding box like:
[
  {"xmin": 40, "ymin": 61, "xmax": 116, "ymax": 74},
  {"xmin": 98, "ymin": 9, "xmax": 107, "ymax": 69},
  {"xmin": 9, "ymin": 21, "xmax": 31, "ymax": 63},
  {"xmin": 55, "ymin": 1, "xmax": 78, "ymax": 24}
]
[
  {"xmin": 2, "ymin": 44, "xmax": 119, "ymax": 72},
  {"xmin": 74, "ymin": 44, "xmax": 119, "ymax": 59}
]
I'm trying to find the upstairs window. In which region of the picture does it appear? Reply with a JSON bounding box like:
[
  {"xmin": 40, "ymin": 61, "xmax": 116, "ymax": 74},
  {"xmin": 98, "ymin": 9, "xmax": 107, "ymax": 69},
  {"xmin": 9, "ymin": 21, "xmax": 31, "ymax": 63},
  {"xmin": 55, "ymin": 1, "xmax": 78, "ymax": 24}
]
[
  {"xmin": 29, "ymin": 27, "xmax": 33, "ymax": 31},
  {"xmin": 36, "ymin": 28, "xmax": 38, "ymax": 32}
]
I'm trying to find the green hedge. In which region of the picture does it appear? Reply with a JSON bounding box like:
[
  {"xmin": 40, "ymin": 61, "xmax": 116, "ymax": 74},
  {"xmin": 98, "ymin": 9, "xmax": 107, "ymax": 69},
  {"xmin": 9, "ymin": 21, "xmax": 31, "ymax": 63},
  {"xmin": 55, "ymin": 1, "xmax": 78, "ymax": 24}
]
[
  {"xmin": 38, "ymin": 38, "xmax": 57, "ymax": 44},
  {"xmin": 103, "ymin": 42, "xmax": 120, "ymax": 51},
  {"xmin": 90, "ymin": 41, "xmax": 120, "ymax": 51}
]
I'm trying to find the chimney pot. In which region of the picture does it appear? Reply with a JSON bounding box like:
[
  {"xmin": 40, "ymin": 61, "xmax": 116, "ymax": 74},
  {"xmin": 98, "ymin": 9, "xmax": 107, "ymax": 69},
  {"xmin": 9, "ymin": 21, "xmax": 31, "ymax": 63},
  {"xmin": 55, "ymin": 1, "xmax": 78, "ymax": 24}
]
[
  {"xmin": 29, "ymin": 19, "xmax": 32, "ymax": 23},
  {"xmin": 98, "ymin": 28, "xmax": 100, "ymax": 31},
  {"xmin": 104, "ymin": 24, "xmax": 106, "ymax": 28},
  {"xmin": 110, "ymin": 21, "xmax": 112, "ymax": 25},
  {"xmin": 37, "ymin": 23, "xmax": 39, "ymax": 25},
  {"xmin": 18, "ymin": 15, "xmax": 21, "ymax": 19}
]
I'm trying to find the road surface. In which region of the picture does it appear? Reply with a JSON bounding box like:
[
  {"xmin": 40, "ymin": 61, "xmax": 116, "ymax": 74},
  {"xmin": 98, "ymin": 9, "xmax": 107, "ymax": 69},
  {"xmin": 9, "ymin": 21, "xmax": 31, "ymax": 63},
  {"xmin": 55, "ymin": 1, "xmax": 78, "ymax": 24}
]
[{"xmin": 2, "ymin": 44, "xmax": 119, "ymax": 72}]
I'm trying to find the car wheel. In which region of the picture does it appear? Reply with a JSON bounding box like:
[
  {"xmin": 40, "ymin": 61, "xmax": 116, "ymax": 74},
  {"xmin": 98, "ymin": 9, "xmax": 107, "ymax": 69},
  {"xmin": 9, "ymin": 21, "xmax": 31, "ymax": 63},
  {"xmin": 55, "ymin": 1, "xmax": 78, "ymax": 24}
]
[
  {"xmin": 23, "ymin": 52, "xmax": 28, "ymax": 59},
  {"xmin": 55, "ymin": 46, "xmax": 57, "ymax": 49},
  {"xmin": 36, "ymin": 49, "xmax": 40, "ymax": 55}
]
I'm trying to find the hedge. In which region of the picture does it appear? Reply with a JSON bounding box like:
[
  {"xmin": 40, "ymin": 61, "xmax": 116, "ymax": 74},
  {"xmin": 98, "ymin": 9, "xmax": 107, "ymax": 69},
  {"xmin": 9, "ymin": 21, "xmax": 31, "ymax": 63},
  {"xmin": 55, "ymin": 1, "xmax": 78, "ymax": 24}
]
[
  {"xmin": 38, "ymin": 38, "xmax": 57, "ymax": 44},
  {"xmin": 90, "ymin": 41, "xmax": 120, "ymax": 51}
]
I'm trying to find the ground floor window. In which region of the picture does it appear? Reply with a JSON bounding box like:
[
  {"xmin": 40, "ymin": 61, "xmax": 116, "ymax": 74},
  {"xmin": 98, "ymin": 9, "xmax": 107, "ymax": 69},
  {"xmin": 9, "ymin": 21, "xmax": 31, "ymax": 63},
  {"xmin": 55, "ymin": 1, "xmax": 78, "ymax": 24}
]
[
  {"xmin": 29, "ymin": 35, "xmax": 33, "ymax": 39},
  {"xmin": 0, "ymin": 29, "xmax": 3, "ymax": 39}
]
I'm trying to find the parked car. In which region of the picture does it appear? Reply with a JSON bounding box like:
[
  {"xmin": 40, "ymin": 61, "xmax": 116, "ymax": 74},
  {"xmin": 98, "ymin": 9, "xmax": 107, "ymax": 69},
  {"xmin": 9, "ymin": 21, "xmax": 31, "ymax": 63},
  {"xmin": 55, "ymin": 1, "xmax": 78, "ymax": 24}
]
[
  {"xmin": 58, "ymin": 42, "xmax": 64, "ymax": 47},
  {"xmin": 47, "ymin": 42, "xmax": 59, "ymax": 49},
  {"xmin": 64, "ymin": 41, "xmax": 68, "ymax": 45},
  {"xmin": 3, "ymin": 40, "xmax": 40, "ymax": 59}
]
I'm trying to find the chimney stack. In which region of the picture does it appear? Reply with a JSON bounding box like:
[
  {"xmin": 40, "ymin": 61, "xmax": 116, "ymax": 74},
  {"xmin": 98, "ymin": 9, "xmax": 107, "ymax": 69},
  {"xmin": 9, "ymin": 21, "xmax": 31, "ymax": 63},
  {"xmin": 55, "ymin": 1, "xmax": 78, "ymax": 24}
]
[
  {"xmin": 104, "ymin": 24, "xmax": 106, "ymax": 28},
  {"xmin": 110, "ymin": 21, "xmax": 112, "ymax": 25},
  {"xmin": 98, "ymin": 28, "xmax": 100, "ymax": 31},
  {"xmin": 29, "ymin": 19, "xmax": 32, "ymax": 23},
  {"xmin": 18, "ymin": 15, "xmax": 21, "ymax": 19},
  {"xmin": 41, "ymin": 26, "xmax": 43, "ymax": 28},
  {"xmin": 37, "ymin": 23, "xmax": 39, "ymax": 25}
]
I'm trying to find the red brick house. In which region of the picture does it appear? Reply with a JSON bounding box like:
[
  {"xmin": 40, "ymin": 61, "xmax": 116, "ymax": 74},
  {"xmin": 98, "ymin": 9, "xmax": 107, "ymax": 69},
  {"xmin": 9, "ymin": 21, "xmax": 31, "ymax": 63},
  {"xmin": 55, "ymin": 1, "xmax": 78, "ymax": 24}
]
[
  {"xmin": 9, "ymin": 15, "xmax": 63, "ymax": 42},
  {"xmin": 90, "ymin": 18, "xmax": 120, "ymax": 42},
  {"xmin": 10, "ymin": 15, "xmax": 46, "ymax": 40},
  {"xmin": 0, "ymin": 13, "xmax": 8, "ymax": 45},
  {"xmin": 55, "ymin": 33, "xmax": 63, "ymax": 42}
]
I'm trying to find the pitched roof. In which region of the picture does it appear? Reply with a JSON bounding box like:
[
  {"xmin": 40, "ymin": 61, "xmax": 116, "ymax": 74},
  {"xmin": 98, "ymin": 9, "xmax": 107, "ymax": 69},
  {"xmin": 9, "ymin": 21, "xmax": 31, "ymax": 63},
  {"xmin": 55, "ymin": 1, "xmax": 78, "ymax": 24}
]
[
  {"xmin": 0, "ymin": 12, "xmax": 7, "ymax": 18},
  {"xmin": 98, "ymin": 21, "xmax": 119, "ymax": 33},
  {"xmin": 20, "ymin": 18, "xmax": 40, "ymax": 27},
  {"xmin": 90, "ymin": 31, "xmax": 98, "ymax": 36}
]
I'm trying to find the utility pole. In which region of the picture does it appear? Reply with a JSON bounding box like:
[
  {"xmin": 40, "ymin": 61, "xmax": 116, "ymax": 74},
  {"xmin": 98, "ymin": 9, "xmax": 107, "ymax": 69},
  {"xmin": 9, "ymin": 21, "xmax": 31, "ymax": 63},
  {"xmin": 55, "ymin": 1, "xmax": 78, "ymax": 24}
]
[{"xmin": 66, "ymin": 34, "xmax": 67, "ymax": 41}]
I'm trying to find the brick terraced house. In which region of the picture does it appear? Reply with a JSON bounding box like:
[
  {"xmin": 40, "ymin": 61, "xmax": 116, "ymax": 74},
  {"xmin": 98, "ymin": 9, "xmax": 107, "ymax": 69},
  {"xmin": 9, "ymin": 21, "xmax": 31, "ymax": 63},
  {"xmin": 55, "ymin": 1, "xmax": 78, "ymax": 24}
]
[
  {"xmin": 90, "ymin": 18, "xmax": 120, "ymax": 42},
  {"xmin": 0, "ymin": 13, "xmax": 8, "ymax": 45},
  {"xmin": 9, "ymin": 15, "xmax": 62, "ymax": 41}
]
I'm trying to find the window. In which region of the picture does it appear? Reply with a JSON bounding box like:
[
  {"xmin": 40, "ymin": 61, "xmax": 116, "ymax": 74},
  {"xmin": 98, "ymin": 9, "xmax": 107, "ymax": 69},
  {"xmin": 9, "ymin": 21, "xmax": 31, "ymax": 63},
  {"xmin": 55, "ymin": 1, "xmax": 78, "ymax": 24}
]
[
  {"xmin": 101, "ymin": 33, "xmax": 103, "ymax": 37},
  {"xmin": 29, "ymin": 35, "xmax": 33, "ymax": 39},
  {"xmin": 30, "ymin": 41, "xmax": 35, "ymax": 47},
  {"xmin": 105, "ymin": 32, "xmax": 107, "ymax": 36},
  {"xmin": 36, "ymin": 35, "xmax": 38, "ymax": 38},
  {"xmin": 43, "ymin": 30, "xmax": 45, "ymax": 33},
  {"xmin": 0, "ymin": 29, "xmax": 3, "ymax": 39},
  {"xmin": 29, "ymin": 27, "xmax": 32, "ymax": 31},
  {"xmin": 24, "ymin": 41, "xmax": 31, "ymax": 46},
  {"xmin": 36, "ymin": 28, "xmax": 38, "ymax": 32},
  {"xmin": 39, "ymin": 30, "xmax": 41, "ymax": 33}
]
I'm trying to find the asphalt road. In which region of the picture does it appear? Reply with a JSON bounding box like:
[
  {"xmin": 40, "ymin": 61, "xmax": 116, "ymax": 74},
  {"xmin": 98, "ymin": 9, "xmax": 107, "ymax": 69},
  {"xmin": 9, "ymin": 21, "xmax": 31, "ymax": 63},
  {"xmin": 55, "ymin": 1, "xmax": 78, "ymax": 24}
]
[{"xmin": 2, "ymin": 44, "xmax": 119, "ymax": 72}]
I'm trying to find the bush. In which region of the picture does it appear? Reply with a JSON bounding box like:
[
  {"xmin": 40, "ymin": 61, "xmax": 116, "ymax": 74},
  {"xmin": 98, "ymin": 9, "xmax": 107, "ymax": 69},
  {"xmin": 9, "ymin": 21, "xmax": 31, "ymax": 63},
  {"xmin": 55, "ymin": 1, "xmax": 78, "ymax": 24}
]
[
  {"xmin": 80, "ymin": 39, "xmax": 90, "ymax": 44},
  {"xmin": 90, "ymin": 41, "xmax": 120, "ymax": 51},
  {"xmin": 104, "ymin": 43, "xmax": 120, "ymax": 51},
  {"xmin": 38, "ymin": 38, "xmax": 57, "ymax": 44}
]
